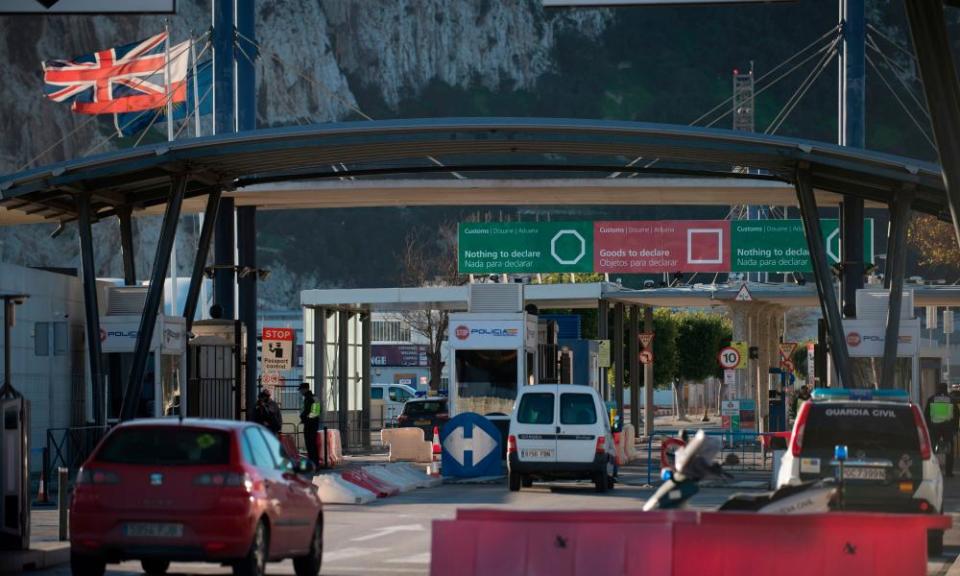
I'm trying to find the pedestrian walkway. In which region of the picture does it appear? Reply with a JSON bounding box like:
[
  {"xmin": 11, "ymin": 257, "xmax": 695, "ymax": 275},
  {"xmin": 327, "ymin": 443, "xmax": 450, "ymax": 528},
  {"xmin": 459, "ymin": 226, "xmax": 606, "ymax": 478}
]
[{"xmin": 0, "ymin": 508, "xmax": 69, "ymax": 574}]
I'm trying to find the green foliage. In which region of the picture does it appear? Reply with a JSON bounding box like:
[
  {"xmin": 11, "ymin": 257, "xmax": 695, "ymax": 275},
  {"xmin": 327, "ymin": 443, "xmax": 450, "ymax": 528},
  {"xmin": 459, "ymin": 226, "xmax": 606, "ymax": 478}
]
[
  {"xmin": 792, "ymin": 344, "xmax": 811, "ymax": 379},
  {"xmin": 676, "ymin": 311, "xmax": 732, "ymax": 382},
  {"xmin": 652, "ymin": 309, "xmax": 679, "ymax": 388}
]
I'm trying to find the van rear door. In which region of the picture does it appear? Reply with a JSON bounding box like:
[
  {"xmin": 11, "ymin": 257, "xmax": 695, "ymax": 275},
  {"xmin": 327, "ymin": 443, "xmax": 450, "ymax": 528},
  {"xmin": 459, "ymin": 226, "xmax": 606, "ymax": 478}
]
[
  {"xmin": 557, "ymin": 391, "xmax": 601, "ymax": 464},
  {"xmin": 514, "ymin": 390, "xmax": 558, "ymax": 463}
]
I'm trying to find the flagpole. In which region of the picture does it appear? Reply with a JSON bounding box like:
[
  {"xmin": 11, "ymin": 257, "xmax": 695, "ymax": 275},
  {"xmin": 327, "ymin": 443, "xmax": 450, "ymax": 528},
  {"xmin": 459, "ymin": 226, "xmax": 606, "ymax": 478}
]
[
  {"xmin": 164, "ymin": 21, "xmax": 179, "ymax": 316},
  {"xmin": 190, "ymin": 34, "xmax": 201, "ymax": 138},
  {"xmin": 164, "ymin": 21, "xmax": 174, "ymax": 143}
]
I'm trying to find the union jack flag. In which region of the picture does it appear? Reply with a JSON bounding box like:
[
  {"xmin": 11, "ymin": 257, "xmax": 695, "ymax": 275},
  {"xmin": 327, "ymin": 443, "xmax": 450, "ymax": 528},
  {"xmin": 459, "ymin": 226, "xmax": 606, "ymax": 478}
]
[{"xmin": 42, "ymin": 31, "xmax": 189, "ymax": 115}]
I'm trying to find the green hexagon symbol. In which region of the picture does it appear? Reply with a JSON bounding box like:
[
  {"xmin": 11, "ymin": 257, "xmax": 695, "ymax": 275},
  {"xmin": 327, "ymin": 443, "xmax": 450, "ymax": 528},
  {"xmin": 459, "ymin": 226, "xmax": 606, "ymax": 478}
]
[{"xmin": 551, "ymin": 230, "xmax": 586, "ymax": 265}]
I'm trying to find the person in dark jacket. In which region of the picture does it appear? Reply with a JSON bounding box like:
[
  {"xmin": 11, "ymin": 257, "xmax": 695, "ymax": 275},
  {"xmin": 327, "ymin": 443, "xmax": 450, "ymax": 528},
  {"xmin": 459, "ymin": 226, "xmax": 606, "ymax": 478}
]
[
  {"xmin": 254, "ymin": 388, "xmax": 283, "ymax": 435},
  {"xmin": 300, "ymin": 383, "xmax": 321, "ymax": 467}
]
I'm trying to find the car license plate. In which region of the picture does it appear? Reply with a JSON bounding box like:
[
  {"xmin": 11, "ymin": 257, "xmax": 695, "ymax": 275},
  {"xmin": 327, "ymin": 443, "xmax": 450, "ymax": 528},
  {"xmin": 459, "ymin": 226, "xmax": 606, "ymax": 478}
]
[
  {"xmin": 124, "ymin": 523, "xmax": 183, "ymax": 538},
  {"xmin": 415, "ymin": 419, "xmax": 430, "ymax": 426},
  {"xmin": 521, "ymin": 449, "xmax": 554, "ymax": 459},
  {"xmin": 842, "ymin": 467, "xmax": 886, "ymax": 481}
]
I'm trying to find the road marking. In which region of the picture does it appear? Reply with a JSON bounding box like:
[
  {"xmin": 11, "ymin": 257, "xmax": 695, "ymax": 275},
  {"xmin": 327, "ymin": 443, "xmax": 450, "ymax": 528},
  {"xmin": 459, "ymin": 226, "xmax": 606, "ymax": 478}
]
[
  {"xmin": 324, "ymin": 546, "xmax": 390, "ymax": 563},
  {"xmin": 350, "ymin": 524, "xmax": 424, "ymax": 542},
  {"xmin": 386, "ymin": 552, "xmax": 431, "ymax": 564}
]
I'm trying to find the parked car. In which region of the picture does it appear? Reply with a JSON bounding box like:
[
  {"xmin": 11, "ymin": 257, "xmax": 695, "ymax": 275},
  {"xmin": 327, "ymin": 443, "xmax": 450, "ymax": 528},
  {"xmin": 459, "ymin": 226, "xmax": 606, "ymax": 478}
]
[
  {"xmin": 70, "ymin": 419, "xmax": 323, "ymax": 576},
  {"xmin": 507, "ymin": 384, "xmax": 616, "ymax": 493},
  {"xmin": 776, "ymin": 388, "xmax": 944, "ymax": 553},
  {"xmin": 371, "ymin": 383, "xmax": 418, "ymax": 424},
  {"xmin": 397, "ymin": 397, "xmax": 449, "ymax": 440}
]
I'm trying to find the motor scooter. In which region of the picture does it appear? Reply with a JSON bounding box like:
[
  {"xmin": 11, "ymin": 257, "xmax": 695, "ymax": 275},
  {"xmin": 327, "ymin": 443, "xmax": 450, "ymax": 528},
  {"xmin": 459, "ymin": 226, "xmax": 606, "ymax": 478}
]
[{"xmin": 642, "ymin": 430, "xmax": 837, "ymax": 513}]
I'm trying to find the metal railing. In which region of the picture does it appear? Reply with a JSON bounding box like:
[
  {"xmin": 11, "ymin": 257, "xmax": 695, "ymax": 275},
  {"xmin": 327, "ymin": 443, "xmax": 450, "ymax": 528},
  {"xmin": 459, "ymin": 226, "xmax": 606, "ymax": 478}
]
[
  {"xmin": 45, "ymin": 425, "xmax": 110, "ymax": 495},
  {"xmin": 641, "ymin": 429, "xmax": 776, "ymax": 486}
]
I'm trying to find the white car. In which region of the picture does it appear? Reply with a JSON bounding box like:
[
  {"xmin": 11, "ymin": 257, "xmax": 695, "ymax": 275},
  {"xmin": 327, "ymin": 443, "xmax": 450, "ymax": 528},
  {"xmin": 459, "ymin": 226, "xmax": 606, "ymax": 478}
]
[
  {"xmin": 371, "ymin": 383, "xmax": 418, "ymax": 423},
  {"xmin": 777, "ymin": 388, "xmax": 944, "ymax": 553},
  {"xmin": 507, "ymin": 384, "xmax": 616, "ymax": 493}
]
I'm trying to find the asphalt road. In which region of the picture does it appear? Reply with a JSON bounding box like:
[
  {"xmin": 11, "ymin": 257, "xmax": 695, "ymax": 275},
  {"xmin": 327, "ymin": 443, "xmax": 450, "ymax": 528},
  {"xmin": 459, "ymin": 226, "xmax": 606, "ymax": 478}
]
[{"xmin": 28, "ymin": 470, "xmax": 960, "ymax": 576}]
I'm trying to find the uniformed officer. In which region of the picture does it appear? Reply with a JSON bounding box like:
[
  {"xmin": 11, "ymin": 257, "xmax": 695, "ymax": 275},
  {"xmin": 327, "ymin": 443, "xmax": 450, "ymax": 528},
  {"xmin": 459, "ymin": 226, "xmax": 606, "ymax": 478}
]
[
  {"xmin": 299, "ymin": 383, "xmax": 322, "ymax": 467},
  {"xmin": 925, "ymin": 382, "xmax": 958, "ymax": 477}
]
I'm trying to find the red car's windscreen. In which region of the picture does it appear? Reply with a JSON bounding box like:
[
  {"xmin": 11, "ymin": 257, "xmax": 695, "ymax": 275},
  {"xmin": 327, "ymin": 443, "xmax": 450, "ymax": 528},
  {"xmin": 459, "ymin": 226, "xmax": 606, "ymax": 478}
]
[{"xmin": 95, "ymin": 427, "xmax": 232, "ymax": 466}]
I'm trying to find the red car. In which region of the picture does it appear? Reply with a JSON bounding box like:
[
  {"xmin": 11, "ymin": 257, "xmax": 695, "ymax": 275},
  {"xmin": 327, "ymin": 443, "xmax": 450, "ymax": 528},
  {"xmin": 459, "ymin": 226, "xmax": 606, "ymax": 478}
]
[{"xmin": 70, "ymin": 419, "xmax": 323, "ymax": 576}]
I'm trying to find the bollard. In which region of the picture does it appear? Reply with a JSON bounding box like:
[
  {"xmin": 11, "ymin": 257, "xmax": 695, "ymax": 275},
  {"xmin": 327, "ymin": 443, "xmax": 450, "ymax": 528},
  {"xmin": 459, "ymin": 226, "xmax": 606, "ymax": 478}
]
[
  {"xmin": 57, "ymin": 467, "xmax": 68, "ymax": 541},
  {"xmin": 647, "ymin": 434, "xmax": 654, "ymax": 486},
  {"xmin": 322, "ymin": 426, "xmax": 329, "ymax": 469}
]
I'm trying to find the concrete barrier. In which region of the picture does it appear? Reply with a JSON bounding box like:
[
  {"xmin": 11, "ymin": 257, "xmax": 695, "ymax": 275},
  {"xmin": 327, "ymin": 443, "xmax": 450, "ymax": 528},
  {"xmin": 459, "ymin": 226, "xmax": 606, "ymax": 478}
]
[
  {"xmin": 431, "ymin": 508, "xmax": 951, "ymax": 576},
  {"xmin": 387, "ymin": 462, "xmax": 443, "ymax": 488},
  {"xmin": 313, "ymin": 473, "xmax": 376, "ymax": 505},
  {"xmin": 365, "ymin": 465, "xmax": 419, "ymax": 492},
  {"xmin": 382, "ymin": 427, "xmax": 432, "ymax": 463},
  {"xmin": 341, "ymin": 469, "xmax": 400, "ymax": 498}
]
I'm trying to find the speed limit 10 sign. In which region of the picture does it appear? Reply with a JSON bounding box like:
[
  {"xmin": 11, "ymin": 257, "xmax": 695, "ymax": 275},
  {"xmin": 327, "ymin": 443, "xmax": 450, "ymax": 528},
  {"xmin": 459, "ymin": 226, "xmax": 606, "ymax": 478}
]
[{"xmin": 718, "ymin": 346, "xmax": 741, "ymax": 369}]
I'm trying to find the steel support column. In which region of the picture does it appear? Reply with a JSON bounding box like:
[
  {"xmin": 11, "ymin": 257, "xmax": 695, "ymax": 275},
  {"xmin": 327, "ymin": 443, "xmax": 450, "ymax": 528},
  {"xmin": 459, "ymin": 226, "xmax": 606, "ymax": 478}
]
[
  {"xmin": 78, "ymin": 193, "xmax": 104, "ymax": 425},
  {"xmin": 213, "ymin": 198, "xmax": 235, "ymax": 319},
  {"xmin": 643, "ymin": 306, "xmax": 654, "ymax": 437},
  {"xmin": 598, "ymin": 299, "xmax": 609, "ymax": 401},
  {"xmin": 614, "ymin": 303, "xmax": 625, "ymax": 422},
  {"xmin": 629, "ymin": 304, "xmax": 640, "ymax": 434},
  {"xmin": 237, "ymin": 206, "xmax": 257, "ymax": 421},
  {"xmin": 361, "ymin": 312, "xmax": 371, "ymax": 447},
  {"xmin": 795, "ymin": 168, "xmax": 853, "ymax": 388},
  {"xmin": 904, "ymin": 0, "xmax": 960, "ymax": 247},
  {"xmin": 338, "ymin": 310, "xmax": 349, "ymax": 448},
  {"xmin": 880, "ymin": 189, "xmax": 914, "ymax": 389},
  {"xmin": 121, "ymin": 175, "xmax": 187, "ymax": 421},
  {"xmin": 184, "ymin": 190, "xmax": 221, "ymax": 331},
  {"xmin": 118, "ymin": 207, "xmax": 137, "ymax": 287},
  {"xmin": 839, "ymin": 0, "xmax": 866, "ymax": 318}
]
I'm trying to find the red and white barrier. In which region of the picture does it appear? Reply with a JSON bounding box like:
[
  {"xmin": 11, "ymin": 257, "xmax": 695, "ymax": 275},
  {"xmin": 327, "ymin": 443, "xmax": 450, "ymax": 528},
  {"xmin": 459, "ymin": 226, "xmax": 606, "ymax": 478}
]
[
  {"xmin": 431, "ymin": 509, "xmax": 951, "ymax": 576},
  {"xmin": 312, "ymin": 474, "xmax": 376, "ymax": 505}
]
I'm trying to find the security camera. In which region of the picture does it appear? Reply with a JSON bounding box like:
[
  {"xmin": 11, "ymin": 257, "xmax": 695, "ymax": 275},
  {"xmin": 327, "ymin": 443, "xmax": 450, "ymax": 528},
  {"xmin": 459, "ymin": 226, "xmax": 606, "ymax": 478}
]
[{"xmin": 12, "ymin": 297, "xmax": 25, "ymax": 306}]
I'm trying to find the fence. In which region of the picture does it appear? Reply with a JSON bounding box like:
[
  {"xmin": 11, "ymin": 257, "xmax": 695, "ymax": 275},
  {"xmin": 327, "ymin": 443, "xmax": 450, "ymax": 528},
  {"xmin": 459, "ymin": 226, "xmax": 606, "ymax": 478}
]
[
  {"xmin": 44, "ymin": 425, "xmax": 110, "ymax": 496},
  {"xmin": 641, "ymin": 429, "xmax": 776, "ymax": 486}
]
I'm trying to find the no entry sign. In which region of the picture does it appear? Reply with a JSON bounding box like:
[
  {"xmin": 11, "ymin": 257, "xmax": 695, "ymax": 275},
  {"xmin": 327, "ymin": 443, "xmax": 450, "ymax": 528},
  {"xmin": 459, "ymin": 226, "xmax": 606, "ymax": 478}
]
[{"xmin": 262, "ymin": 327, "xmax": 294, "ymax": 372}]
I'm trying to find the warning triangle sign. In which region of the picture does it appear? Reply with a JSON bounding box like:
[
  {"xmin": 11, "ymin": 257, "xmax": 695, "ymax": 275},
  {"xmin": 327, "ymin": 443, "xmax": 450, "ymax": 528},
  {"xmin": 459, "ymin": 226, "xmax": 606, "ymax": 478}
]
[
  {"xmin": 778, "ymin": 342, "xmax": 797, "ymax": 362},
  {"xmin": 638, "ymin": 332, "xmax": 655, "ymax": 349},
  {"xmin": 734, "ymin": 284, "xmax": 753, "ymax": 302}
]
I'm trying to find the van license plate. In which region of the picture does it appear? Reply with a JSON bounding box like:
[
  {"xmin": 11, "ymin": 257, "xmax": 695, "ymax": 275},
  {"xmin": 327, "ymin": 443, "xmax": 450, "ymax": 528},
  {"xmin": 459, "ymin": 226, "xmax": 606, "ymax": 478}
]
[
  {"xmin": 842, "ymin": 467, "xmax": 886, "ymax": 481},
  {"xmin": 124, "ymin": 523, "xmax": 183, "ymax": 538},
  {"xmin": 522, "ymin": 449, "xmax": 554, "ymax": 459}
]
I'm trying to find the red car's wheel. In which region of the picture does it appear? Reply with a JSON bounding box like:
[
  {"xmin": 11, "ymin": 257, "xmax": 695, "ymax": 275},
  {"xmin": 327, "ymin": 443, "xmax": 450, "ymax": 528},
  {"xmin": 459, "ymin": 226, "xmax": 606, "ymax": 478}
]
[
  {"xmin": 234, "ymin": 521, "xmax": 268, "ymax": 576},
  {"xmin": 294, "ymin": 518, "xmax": 323, "ymax": 576}
]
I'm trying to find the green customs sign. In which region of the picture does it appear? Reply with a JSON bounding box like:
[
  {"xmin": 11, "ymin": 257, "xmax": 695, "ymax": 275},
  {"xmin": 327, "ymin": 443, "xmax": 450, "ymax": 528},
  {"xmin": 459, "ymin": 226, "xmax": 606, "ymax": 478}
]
[
  {"xmin": 458, "ymin": 222, "xmax": 594, "ymax": 274},
  {"xmin": 730, "ymin": 219, "xmax": 874, "ymax": 272}
]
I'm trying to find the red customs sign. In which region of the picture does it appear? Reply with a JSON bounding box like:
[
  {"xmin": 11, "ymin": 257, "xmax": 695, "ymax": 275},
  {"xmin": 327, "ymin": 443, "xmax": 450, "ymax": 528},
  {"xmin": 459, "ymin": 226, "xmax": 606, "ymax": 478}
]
[{"xmin": 594, "ymin": 220, "xmax": 730, "ymax": 273}]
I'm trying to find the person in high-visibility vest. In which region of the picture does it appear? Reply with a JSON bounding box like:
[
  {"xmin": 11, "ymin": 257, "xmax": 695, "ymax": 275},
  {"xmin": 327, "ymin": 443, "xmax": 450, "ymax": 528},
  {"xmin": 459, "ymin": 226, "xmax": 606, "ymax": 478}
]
[
  {"xmin": 300, "ymin": 383, "xmax": 322, "ymax": 468},
  {"xmin": 925, "ymin": 382, "xmax": 959, "ymax": 477}
]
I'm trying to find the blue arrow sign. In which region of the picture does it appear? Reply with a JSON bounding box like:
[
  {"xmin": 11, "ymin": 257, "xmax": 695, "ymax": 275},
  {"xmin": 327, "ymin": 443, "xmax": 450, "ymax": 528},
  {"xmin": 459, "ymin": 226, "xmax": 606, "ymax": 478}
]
[{"xmin": 440, "ymin": 413, "xmax": 503, "ymax": 478}]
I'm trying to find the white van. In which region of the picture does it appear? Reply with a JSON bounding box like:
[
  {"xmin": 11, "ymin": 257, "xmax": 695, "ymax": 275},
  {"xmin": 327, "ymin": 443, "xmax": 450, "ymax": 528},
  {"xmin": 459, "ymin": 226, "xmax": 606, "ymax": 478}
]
[
  {"xmin": 371, "ymin": 383, "xmax": 418, "ymax": 424},
  {"xmin": 507, "ymin": 384, "xmax": 616, "ymax": 493}
]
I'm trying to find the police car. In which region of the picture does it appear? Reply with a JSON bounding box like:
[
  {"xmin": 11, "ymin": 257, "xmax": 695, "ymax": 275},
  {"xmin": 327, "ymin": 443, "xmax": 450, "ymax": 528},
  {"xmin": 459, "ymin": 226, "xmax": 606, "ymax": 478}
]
[{"xmin": 776, "ymin": 388, "xmax": 945, "ymax": 553}]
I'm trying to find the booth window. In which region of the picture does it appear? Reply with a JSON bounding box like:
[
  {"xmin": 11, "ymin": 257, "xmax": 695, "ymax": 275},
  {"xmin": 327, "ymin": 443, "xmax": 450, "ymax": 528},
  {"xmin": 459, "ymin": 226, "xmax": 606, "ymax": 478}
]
[
  {"xmin": 455, "ymin": 349, "xmax": 518, "ymax": 415},
  {"xmin": 34, "ymin": 322, "xmax": 49, "ymax": 356},
  {"xmin": 53, "ymin": 322, "xmax": 67, "ymax": 356}
]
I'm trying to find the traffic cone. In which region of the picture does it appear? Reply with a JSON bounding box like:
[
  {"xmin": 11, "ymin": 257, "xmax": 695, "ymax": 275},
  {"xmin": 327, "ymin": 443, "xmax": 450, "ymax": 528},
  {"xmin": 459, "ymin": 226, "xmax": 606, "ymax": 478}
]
[
  {"xmin": 430, "ymin": 426, "xmax": 442, "ymax": 477},
  {"xmin": 36, "ymin": 468, "xmax": 48, "ymax": 504}
]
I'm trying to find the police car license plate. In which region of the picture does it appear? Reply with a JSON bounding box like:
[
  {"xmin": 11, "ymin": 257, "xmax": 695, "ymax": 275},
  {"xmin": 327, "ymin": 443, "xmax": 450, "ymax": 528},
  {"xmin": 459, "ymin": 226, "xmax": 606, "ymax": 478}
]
[
  {"xmin": 124, "ymin": 522, "xmax": 183, "ymax": 538},
  {"xmin": 843, "ymin": 467, "xmax": 886, "ymax": 481},
  {"xmin": 522, "ymin": 449, "xmax": 554, "ymax": 459}
]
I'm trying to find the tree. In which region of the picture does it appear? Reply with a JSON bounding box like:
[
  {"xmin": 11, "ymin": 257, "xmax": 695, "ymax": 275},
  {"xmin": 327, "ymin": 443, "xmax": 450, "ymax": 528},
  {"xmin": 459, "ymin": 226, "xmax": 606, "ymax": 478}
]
[
  {"xmin": 399, "ymin": 222, "xmax": 463, "ymax": 392},
  {"xmin": 907, "ymin": 214, "xmax": 960, "ymax": 280},
  {"xmin": 652, "ymin": 309, "xmax": 679, "ymax": 388},
  {"xmin": 677, "ymin": 312, "xmax": 731, "ymax": 382}
]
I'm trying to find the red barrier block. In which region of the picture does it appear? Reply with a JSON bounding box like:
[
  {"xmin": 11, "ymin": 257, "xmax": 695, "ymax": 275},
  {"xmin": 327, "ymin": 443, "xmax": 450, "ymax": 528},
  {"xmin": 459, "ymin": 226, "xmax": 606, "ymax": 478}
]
[
  {"xmin": 432, "ymin": 509, "xmax": 950, "ymax": 576},
  {"xmin": 340, "ymin": 469, "xmax": 399, "ymax": 498}
]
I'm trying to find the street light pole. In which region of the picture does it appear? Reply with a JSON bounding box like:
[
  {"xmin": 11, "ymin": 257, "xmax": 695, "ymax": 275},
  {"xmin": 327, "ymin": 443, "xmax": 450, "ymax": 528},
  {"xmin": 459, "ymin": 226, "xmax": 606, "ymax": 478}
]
[{"xmin": 1, "ymin": 294, "xmax": 29, "ymax": 391}]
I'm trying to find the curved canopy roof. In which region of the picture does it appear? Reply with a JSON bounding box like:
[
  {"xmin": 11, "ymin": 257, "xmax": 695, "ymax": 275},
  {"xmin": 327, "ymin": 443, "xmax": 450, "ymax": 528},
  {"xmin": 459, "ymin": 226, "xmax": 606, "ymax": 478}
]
[{"xmin": 0, "ymin": 117, "xmax": 947, "ymax": 225}]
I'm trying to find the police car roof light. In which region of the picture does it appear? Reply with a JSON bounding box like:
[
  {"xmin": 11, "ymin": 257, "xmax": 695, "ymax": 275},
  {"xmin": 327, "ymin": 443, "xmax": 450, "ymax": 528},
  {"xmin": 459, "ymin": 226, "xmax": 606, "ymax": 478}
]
[{"xmin": 810, "ymin": 388, "xmax": 909, "ymax": 402}]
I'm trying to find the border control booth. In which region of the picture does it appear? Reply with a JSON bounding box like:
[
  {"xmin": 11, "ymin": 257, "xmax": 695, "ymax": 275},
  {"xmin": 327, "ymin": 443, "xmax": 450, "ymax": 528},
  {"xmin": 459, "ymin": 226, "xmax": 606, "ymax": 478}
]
[{"xmin": 99, "ymin": 286, "xmax": 187, "ymax": 420}]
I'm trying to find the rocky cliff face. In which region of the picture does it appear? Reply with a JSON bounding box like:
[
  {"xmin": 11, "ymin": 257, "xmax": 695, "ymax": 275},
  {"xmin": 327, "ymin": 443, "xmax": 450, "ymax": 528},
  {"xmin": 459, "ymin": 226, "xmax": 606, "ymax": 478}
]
[{"xmin": 0, "ymin": 0, "xmax": 610, "ymax": 304}]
